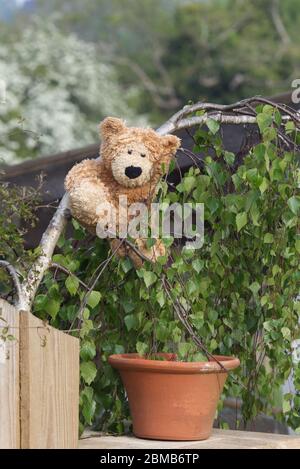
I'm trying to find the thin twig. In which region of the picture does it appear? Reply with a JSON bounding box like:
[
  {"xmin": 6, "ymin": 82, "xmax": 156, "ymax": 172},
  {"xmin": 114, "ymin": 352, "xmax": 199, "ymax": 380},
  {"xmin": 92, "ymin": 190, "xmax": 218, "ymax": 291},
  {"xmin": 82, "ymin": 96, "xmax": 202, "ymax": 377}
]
[
  {"xmin": 68, "ymin": 238, "xmax": 126, "ymax": 331},
  {"xmin": 50, "ymin": 262, "xmax": 89, "ymax": 290},
  {"xmin": 0, "ymin": 261, "xmax": 22, "ymax": 305},
  {"xmin": 123, "ymin": 239, "xmax": 150, "ymax": 263},
  {"xmin": 162, "ymin": 275, "xmax": 226, "ymax": 370}
]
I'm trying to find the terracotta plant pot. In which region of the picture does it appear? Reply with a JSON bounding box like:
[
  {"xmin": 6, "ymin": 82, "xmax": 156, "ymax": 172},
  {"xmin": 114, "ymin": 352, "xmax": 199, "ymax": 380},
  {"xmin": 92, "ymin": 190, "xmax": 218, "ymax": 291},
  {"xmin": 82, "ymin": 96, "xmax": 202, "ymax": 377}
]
[{"xmin": 109, "ymin": 353, "xmax": 240, "ymax": 441}]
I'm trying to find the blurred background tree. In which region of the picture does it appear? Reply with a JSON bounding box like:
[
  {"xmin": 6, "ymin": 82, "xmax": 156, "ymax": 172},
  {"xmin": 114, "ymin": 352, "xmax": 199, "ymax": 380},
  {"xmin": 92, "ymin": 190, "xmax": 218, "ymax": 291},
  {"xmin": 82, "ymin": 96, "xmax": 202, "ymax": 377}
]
[
  {"xmin": 0, "ymin": 0, "xmax": 300, "ymax": 162},
  {"xmin": 0, "ymin": 16, "xmax": 145, "ymax": 164}
]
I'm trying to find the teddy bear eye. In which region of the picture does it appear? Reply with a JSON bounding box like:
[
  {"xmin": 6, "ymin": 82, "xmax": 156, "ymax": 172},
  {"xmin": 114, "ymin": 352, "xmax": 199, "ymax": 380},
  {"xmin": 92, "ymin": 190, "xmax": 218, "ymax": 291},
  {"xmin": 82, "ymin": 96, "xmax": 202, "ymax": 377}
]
[
  {"xmin": 140, "ymin": 153, "xmax": 146, "ymax": 158},
  {"xmin": 128, "ymin": 149, "xmax": 132, "ymax": 155}
]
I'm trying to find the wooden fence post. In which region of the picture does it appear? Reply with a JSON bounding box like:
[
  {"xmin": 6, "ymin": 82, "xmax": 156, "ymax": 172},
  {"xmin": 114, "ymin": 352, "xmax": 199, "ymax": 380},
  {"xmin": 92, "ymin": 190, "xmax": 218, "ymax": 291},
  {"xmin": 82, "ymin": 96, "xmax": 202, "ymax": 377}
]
[
  {"xmin": 0, "ymin": 300, "xmax": 80, "ymax": 449},
  {"xmin": 0, "ymin": 299, "xmax": 20, "ymax": 449}
]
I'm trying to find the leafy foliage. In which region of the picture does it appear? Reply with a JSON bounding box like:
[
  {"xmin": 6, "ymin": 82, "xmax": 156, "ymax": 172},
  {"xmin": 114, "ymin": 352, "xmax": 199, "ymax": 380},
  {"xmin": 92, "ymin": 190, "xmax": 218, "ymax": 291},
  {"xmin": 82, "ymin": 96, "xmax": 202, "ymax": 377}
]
[
  {"xmin": 28, "ymin": 0, "xmax": 300, "ymax": 122},
  {"xmin": 163, "ymin": 0, "xmax": 300, "ymax": 107},
  {"xmin": 31, "ymin": 104, "xmax": 300, "ymax": 433},
  {"xmin": 0, "ymin": 172, "xmax": 40, "ymax": 299}
]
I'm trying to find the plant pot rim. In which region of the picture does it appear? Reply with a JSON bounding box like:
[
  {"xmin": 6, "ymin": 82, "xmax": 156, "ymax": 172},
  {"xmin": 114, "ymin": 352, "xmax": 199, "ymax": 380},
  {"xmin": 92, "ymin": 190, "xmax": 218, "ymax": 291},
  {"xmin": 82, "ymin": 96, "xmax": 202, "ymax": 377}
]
[{"xmin": 108, "ymin": 353, "xmax": 240, "ymax": 374}]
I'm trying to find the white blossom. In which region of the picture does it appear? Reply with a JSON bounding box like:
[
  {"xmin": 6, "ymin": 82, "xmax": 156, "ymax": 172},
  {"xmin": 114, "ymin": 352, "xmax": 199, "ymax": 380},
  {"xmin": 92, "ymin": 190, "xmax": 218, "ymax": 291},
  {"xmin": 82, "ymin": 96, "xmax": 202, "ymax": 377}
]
[{"xmin": 0, "ymin": 19, "xmax": 146, "ymax": 164}]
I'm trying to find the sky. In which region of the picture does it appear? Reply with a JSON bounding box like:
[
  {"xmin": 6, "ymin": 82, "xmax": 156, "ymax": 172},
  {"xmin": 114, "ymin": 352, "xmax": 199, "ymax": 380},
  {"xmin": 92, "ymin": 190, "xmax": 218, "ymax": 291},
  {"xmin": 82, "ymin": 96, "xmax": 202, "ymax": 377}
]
[{"xmin": 15, "ymin": 0, "xmax": 28, "ymax": 5}]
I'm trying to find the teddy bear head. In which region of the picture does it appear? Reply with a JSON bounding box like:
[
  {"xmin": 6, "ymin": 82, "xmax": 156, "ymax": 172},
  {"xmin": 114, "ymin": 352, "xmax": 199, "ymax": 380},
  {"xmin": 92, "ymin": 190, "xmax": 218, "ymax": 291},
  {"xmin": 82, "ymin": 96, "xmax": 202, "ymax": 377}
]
[{"xmin": 99, "ymin": 117, "xmax": 180, "ymax": 188}]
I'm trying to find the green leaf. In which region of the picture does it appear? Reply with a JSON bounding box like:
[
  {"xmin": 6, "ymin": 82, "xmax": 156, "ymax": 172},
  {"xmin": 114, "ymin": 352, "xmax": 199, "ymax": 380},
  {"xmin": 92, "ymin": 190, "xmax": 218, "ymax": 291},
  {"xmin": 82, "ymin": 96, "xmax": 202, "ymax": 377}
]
[
  {"xmin": 156, "ymin": 322, "xmax": 169, "ymax": 341},
  {"xmin": 183, "ymin": 176, "xmax": 197, "ymax": 193},
  {"xmin": 156, "ymin": 290, "xmax": 165, "ymax": 307},
  {"xmin": 224, "ymin": 151, "xmax": 235, "ymax": 166},
  {"xmin": 80, "ymin": 341, "xmax": 96, "ymax": 361},
  {"xmin": 245, "ymin": 168, "xmax": 260, "ymax": 186},
  {"xmin": 178, "ymin": 342, "xmax": 191, "ymax": 359},
  {"xmin": 192, "ymin": 259, "xmax": 204, "ymax": 273},
  {"xmin": 143, "ymin": 271, "xmax": 157, "ymax": 288},
  {"xmin": 282, "ymin": 400, "xmax": 291, "ymax": 414},
  {"xmin": 263, "ymin": 321, "xmax": 272, "ymax": 332},
  {"xmin": 249, "ymin": 282, "xmax": 260, "ymax": 295},
  {"xmin": 80, "ymin": 361, "xmax": 97, "ymax": 385},
  {"xmin": 272, "ymin": 265, "xmax": 281, "ymax": 276},
  {"xmin": 287, "ymin": 196, "xmax": 300, "ymax": 215},
  {"xmin": 295, "ymin": 239, "xmax": 300, "ymax": 254},
  {"xmin": 121, "ymin": 299, "xmax": 135, "ymax": 313},
  {"xmin": 254, "ymin": 143, "xmax": 266, "ymax": 159},
  {"xmin": 45, "ymin": 299, "xmax": 60, "ymax": 320},
  {"xmin": 281, "ymin": 327, "xmax": 291, "ymax": 340},
  {"xmin": 262, "ymin": 104, "xmax": 275, "ymax": 114},
  {"xmin": 80, "ymin": 318, "xmax": 93, "ymax": 339},
  {"xmin": 136, "ymin": 341, "xmax": 148, "ymax": 356},
  {"xmin": 261, "ymin": 295, "xmax": 269, "ymax": 307},
  {"xmin": 87, "ymin": 290, "xmax": 102, "ymax": 309},
  {"xmin": 244, "ymin": 190, "xmax": 259, "ymax": 212},
  {"xmin": 250, "ymin": 203, "xmax": 260, "ymax": 226},
  {"xmin": 206, "ymin": 118, "xmax": 220, "ymax": 135},
  {"xmin": 257, "ymin": 113, "xmax": 273, "ymax": 133},
  {"xmin": 264, "ymin": 233, "xmax": 274, "ymax": 244},
  {"xmin": 206, "ymin": 197, "xmax": 219, "ymax": 215},
  {"xmin": 113, "ymin": 344, "xmax": 124, "ymax": 354},
  {"xmin": 65, "ymin": 275, "xmax": 79, "ymax": 296},
  {"xmin": 121, "ymin": 258, "xmax": 133, "ymax": 273},
  {"xmin": 82, "ymin": 394, "xmax": 96, "ymax": 425},
  {"xmin": 210, "ymin": 338, "xmax": 218, "ymax": 351},
  {"xmin": 52, "ymin": 254, "xmax": 79, "ymax": 272},
  {"xmin": 285, "ymin": 121, "xmax": 295, "ymax": 134},
  {"xmin": 52, "ymin": 254, "xmax": 68, "ymax": 268},
  {"xmin": 259, "ymin": 177, "xmax": 269, "ymax": 194},
  {"xmin": 34, "ymin": 294, "xmax": 47, "ymax": 311},
  {"xmin": 56, "ymin": 235, "xmax": 66, "ymax": 249},
  {"xmin": 124, "ymin": 314, "xmax": 137, "ymax": 331},
  {"xmin": 72, "ymin": 218, "xmax": 81, "ymax": 230},
  {"xmin": 197, "ymin": 175, "xmax": 211, "ymax": 190},
  {"xmin": 81, "ymin": 387, "xmax": 96, "ymax": 425},
  {"xmin": 236, "ymin": 212, "xmax": 247, "ymax": 232},
  {"xmin": 274, "ymin": 110, "xmax": 282, "ymax": 127},
  {"xmin": 146, "ymin": 238, "xmax": 157, "ymax": 249}
]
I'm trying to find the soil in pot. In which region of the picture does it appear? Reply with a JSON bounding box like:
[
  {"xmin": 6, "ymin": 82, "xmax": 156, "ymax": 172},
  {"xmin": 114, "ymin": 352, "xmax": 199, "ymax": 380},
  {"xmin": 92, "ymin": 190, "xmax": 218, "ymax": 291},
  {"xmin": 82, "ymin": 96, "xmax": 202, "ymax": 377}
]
[{"xmin": 109, "ymin": 353, "xmax": 240, "ymax": 441}]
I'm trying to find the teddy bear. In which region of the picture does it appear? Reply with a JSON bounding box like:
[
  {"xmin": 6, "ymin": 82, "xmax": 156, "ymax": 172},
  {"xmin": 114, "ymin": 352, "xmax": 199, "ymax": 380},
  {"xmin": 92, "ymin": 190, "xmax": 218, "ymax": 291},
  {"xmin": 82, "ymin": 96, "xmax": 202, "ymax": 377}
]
[{"xmin": 64, "ymin": 117, "xmax": 181, "ymax": 266}]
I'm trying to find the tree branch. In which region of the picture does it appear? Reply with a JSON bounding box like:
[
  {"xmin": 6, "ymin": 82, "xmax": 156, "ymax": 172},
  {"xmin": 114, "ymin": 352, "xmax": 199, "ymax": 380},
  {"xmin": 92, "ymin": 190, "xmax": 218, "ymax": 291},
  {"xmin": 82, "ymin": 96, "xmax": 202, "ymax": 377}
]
[
  {"xmin": 157, "ymin": 95, "xmax": 300, "ymax": 134},
  {"xmin": 270, "ymin": 0, "xmax": 291, "ymax": 46},
  {"xmin": 17, "ymin": 193, "xmax": 70, "ymax": 311},
  {"xmin": 107, "ymin": 55, "xmax": 180, "ymax": 110},
  {"xmin": 50, "ymin": 262, "xmax": 89, "ymax": 290},
  {"xmin": 13, "ymin": 96, "xmax": 299, "ymax": 311},
  {"xmin": 0, "ymin": 260, "xmax": 22, "ymax": 305}
]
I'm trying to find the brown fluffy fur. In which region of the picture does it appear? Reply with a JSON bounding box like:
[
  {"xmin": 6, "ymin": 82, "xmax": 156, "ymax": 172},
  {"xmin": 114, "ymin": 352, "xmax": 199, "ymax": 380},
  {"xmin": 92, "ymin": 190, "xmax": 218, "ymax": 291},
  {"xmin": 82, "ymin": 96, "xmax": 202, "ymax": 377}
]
[{"xmin": 65, "ymin": 117, "xmax": 181, "ymax": 265}]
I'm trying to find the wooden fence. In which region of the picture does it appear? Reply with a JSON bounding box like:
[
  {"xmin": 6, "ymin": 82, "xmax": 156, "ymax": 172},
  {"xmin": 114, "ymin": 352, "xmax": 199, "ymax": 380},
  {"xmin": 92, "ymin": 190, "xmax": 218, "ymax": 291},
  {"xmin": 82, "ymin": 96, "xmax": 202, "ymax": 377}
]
[{"xmin": 0, "ymin": 299, "xmax": 79, "ymax": 449}]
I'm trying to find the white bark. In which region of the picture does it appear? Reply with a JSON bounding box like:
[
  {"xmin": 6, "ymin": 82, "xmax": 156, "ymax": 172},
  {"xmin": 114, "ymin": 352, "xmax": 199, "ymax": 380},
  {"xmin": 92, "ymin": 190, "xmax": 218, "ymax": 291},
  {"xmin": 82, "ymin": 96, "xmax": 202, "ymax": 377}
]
[
  {"xmin": 157, "ymin": 112, "xmax": 257, "ymax": 135},
  {"xmin": 17, "ymin": 193, "xmax": 70, "ymax": 311}
]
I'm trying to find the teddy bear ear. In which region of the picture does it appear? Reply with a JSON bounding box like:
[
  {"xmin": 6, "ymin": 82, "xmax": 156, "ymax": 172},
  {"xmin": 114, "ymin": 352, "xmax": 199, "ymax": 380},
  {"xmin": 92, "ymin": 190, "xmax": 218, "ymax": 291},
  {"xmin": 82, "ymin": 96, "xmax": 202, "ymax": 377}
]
[
  {"xmin": 161, "ymin": 134, "xmax": 181, "ymax": 156},
  {"xmin": 99, "ymin": 117, "xmax": 126, "ymax": 140}
]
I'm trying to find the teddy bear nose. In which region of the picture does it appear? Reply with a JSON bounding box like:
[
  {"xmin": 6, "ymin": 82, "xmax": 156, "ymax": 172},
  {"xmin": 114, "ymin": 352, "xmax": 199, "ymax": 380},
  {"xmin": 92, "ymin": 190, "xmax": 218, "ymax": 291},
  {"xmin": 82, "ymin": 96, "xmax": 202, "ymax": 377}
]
[{"xmin": 125, "ymin": 165, "xmax": 142, "ymax": 179}]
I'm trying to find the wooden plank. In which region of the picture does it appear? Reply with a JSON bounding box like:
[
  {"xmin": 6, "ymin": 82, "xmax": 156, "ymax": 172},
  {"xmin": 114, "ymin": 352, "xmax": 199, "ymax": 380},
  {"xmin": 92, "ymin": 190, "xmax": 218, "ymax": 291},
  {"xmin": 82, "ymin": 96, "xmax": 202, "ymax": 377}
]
[
  {"xmin": 0, "ymin": 299, "xmax": 20, "ymax": 449},
  {"xmin": 79, "ymin": 429, "xmax": 300, "ymax": 450},
  {"xmin": 20, "ymin": 310, "xmax": 79, "ymax": 449}
]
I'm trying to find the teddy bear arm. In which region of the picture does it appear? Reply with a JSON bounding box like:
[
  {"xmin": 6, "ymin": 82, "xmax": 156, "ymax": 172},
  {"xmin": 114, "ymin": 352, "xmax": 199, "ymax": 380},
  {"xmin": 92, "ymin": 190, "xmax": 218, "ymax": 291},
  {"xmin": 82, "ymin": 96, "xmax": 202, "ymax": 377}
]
[
  {"xmin": 65, "ymin": 159, "xmax": 100, "ymax": 192},
  {"xmin": 68, "ymin": 179, "xmax": 112, "ymax": 232}
]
